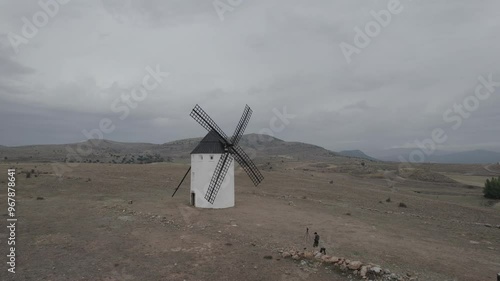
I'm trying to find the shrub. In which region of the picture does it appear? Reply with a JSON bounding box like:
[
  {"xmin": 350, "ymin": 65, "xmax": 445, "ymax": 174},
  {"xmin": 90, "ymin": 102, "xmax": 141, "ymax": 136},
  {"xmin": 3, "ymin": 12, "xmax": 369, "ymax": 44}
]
[{"xmin": 483, "ymin": 176, "xmax": 500, "ymax": 199}]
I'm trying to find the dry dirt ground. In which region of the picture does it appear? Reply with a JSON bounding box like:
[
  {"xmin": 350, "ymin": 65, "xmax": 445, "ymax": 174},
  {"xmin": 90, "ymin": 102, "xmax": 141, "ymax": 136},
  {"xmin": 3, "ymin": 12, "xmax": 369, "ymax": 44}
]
[{"xmin": 0, "ymin": 162, "xmax": 499, "ymax": 281}]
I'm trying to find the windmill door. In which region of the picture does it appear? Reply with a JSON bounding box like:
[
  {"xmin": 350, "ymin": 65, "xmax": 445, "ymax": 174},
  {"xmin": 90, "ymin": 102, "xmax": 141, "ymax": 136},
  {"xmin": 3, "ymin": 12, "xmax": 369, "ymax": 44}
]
[{"xmin": 190, "ymin": 192, "xmax": 195, "ymax": 206}]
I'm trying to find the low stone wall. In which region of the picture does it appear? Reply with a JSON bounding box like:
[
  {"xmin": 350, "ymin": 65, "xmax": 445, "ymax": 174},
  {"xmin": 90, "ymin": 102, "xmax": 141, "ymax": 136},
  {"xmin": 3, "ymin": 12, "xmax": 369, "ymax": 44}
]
[{"xmin": 280, "ymin": 249, "xmax": 417, "ymax": 281}]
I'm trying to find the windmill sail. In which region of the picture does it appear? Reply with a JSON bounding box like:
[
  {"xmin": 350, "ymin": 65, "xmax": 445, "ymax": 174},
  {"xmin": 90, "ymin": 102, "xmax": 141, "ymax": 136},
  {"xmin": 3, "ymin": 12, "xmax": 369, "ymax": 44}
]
[
  {"xmin": 204, "ymin": 152, "xmax": 234, "ymax": 204},
  {"xmin": 230, "ymin": 145, "xmax": 264, "ymax": 186},
  {"xmin": 230, "ymin": 105, "xmax": 252, "ymax": 145}
]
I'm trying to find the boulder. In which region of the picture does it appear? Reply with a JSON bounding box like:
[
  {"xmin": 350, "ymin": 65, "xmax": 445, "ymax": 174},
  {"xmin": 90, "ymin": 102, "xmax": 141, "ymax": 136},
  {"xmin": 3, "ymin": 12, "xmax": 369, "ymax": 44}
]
[
  {"xmin": 304, "ymin": 252, "xmax": 314, "ymax": 259},
  {"xmin": 292, "ymin": 255, "xmax": 300, "ymax": 260},
  {"xmin": 348, "ymin": 261, "xmax": 362, "ymax": 270},
  {"xmin": 282, "ymin": 252, "xmax": 291, "ymax": 258},
  {"xmin": 328, "ymin": 256, "xmax": 339, "ymax": 264},
  {"xmin": 370, "ymin": 266, "xmax": 382, "ymax": 274},
  {"xmin": 314, "ymin": 253, "xmax": 323, "ymax": 259},
  {"xmin": 321, "ymin": 255, "xmax": 331, "ymax": 262},
  {"xmin": 360, "ymin": 266, "xmax": 368, "ymax": 277}
]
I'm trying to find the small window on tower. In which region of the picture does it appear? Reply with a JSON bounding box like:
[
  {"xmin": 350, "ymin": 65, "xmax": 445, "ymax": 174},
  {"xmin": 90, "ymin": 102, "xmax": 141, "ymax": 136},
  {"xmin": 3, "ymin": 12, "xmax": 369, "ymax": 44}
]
[
  {"xmin": 200, "ymin": 155, "xmax": 203, "ymax": 160},
  {"xmin": 210, "ymin": 155, "xmax": 214, "ymax": 160}
]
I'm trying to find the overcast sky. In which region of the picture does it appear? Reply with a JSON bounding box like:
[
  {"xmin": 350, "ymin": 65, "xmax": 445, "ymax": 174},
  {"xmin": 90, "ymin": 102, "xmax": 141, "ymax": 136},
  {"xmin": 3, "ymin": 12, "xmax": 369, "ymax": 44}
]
[{"xmin": 1, "ymin": 0, "xmax": 499, "ymax": 153}]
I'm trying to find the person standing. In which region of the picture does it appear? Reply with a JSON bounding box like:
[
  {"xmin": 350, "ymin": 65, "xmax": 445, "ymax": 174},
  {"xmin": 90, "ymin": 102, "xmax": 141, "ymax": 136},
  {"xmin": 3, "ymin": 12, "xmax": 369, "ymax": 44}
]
[{"xmin": 313, "ymin": 232, "xmax": 320, "ymax": 248}]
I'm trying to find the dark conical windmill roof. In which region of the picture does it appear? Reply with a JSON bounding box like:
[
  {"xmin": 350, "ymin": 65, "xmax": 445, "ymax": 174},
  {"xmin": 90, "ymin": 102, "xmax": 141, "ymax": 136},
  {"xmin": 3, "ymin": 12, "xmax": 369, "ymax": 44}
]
[{"xmin": 191, "ymin": 130, "xmax": 226, "ymax": 154}]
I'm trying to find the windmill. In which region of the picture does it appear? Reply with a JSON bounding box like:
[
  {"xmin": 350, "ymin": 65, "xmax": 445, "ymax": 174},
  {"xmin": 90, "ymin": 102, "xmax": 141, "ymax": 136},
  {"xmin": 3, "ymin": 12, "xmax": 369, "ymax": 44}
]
[{"xmin": 172, "ymin": 104, "xmax": 264, "ymax": 208}]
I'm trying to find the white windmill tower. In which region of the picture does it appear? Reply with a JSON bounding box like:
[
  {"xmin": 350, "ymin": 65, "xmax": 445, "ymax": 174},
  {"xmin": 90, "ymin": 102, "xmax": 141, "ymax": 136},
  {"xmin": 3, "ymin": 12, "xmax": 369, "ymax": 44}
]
[{"xmin": 172, "ymin": 104, "xmax": 264, "ymax": 209}]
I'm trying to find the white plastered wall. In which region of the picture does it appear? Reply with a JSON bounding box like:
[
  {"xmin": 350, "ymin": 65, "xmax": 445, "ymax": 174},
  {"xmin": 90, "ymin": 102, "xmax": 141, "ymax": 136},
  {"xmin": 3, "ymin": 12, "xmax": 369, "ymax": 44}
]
[{"xmin": 190, "ymin": 153, "xmax": 235, "ymax": 208}]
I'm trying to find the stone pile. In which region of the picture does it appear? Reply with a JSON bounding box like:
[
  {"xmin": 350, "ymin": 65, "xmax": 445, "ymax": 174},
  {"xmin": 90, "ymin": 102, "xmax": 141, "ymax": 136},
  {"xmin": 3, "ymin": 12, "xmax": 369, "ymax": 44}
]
[{"xmin": 280, "ymin": 249, "xmax": 416, "ymax": 281}]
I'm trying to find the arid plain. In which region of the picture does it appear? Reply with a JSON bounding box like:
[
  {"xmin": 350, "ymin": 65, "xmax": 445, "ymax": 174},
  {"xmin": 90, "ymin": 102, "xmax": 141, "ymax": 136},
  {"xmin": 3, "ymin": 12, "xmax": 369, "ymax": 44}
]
[{"xmin": 1, "ymin": 156, "xmax": 499, "ymax": 281}]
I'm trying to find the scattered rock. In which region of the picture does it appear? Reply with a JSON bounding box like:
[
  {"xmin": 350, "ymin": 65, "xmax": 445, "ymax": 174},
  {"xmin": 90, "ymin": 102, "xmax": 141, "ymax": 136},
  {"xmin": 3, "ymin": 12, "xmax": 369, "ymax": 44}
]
[
  {"xmin": 386, "ymin": 197, "xmax": 391, "ymax": 202},
  {"xmin": 282, "ymin": 252, "xmax": 291, "ymax": 258},
  {"xmin": 469, "ymin": 240, "xmax": 480, "ymax": 244},
  {"xmin": 484, "ymin": 224, "xmax": 492, "ymax": 228},
  {"xmin": 263, "ymin": 255, "xmax": 273, "ymax": 260},
  {"xmin": 398, "ymin": 202, "xmax": 407, "ymax": 208},
  {"xmin": 225, "ymin": 243, "xmax": 232, "ymax": 246},
  {"xmin": 360, "ymin": 266, "xmax": 368, "ymax": 277},
  {"xmin": 348, "ymin": 261, "xmax": 362, "ymax": 270},
  {"xmin": 282, "ymin": 247, "xmax": 407, "ymax": 280},
  {"xmin": 345, "ymin": 212, "xmax": 351, "ymax": 216},
  {"xmin": 328, "ymin": 256, "xmax": 339, "ymax": 264},
  {"xmin": 36, "ymin": 197, "xmax": 44, "ymax": 200},
  {"xmin": 128, "ymin": 200, "xmax": 133, "ymax": 204}
]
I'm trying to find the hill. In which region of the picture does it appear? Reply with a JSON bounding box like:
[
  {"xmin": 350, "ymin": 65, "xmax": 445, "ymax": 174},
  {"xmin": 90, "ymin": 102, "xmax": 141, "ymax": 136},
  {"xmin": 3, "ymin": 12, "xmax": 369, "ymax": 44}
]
[
  {"xmin": 338, "ymin": 150, "xmax": 379, "ymax": 161},
  {"xmin": 0, "ymin": 134, "xmax": 345, "ymax": 164}
]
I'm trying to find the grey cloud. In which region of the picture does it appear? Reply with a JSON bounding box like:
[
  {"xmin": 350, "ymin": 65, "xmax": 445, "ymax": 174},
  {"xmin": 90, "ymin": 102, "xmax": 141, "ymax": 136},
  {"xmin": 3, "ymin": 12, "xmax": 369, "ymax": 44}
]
[{"xmin": 0, "ymin": 0, "xmax": 499, "ymax": 154}]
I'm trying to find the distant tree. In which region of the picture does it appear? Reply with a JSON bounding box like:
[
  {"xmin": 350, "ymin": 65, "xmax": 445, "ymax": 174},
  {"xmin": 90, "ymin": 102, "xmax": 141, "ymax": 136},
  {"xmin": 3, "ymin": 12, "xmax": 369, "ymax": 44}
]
[{"xmin": 483, "ymin": 176, "xmax": 500, "ymax": 199}]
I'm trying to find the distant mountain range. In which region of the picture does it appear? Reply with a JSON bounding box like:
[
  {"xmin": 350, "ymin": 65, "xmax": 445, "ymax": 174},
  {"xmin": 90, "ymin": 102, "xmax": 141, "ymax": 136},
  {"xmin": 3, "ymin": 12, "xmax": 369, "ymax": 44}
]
[
  {"xmin": 338, "ymin": 150, "xmax": 379, "ymax": 162},
  {"xmin": 369, "ymin": 148, "xmax": 500, "ymax": 164}
]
